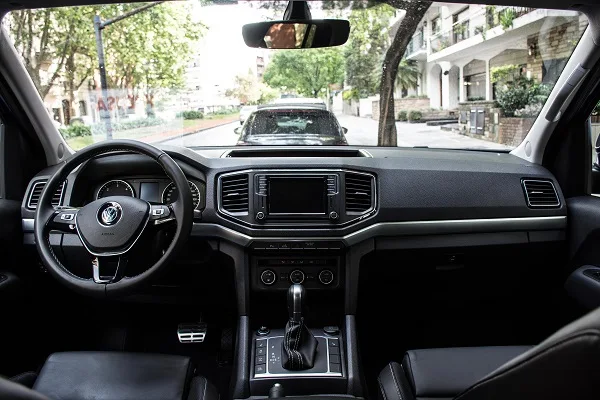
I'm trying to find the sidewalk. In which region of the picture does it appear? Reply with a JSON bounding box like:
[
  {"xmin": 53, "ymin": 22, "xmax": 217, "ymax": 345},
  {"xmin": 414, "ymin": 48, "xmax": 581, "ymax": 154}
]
[{"xmin": 336, "ymin": 114, "xmax": 511, "ymax": 150}]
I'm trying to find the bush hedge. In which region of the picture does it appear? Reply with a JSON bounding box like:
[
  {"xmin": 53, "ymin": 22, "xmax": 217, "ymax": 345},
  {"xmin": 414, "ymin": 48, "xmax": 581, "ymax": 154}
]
[
  {"xmin": 397, "ymin": 110, "xmax": 408, "ymax": 121},
  {"xmin": 408, "ymin": 110, "xmax": 423, "ymax": 122},
  {"xmin": 181, "ymin": 110, "xmax": 204, "ymax": 120},
  {"xmin": 59, "ymin": 123, "xmax": 91, "ymax": 138}
]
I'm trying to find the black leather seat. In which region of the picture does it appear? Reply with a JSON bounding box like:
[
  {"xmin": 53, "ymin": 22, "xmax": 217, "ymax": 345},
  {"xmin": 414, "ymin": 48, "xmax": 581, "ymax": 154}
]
[
  {"xmin": 0, "ymin": 352, "xmax": 219, "ymax": 400},
  {"xmin": 378, "ymin": 306, "xmax": 600, "ymax": 400}
]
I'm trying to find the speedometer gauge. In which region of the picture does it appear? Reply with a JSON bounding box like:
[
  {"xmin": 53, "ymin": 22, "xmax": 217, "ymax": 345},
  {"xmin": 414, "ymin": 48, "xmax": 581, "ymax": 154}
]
[
  {"xmin": 162, "ymin": 181, "xmax": 201, "ymax": 209},
  {"xmin": 97, "ymin": 180, "xmax": 135, "ymax": 199}
]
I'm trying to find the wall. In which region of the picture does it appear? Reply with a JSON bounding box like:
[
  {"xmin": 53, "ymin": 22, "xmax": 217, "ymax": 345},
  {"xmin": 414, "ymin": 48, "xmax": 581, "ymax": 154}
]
[
  {"xmin": 372, "ymin": 98, "xmax": 431, "ymax": 120},
  {"xmin": 498, "ymin": 117, "xmax": 535, "ymax": 147}
]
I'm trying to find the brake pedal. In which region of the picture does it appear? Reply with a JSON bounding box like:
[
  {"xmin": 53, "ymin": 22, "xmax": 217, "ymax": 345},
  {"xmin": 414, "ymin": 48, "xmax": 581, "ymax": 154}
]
[{"xmin": 177, "ymin": 322, "xmax": 207, "ymax": 343}]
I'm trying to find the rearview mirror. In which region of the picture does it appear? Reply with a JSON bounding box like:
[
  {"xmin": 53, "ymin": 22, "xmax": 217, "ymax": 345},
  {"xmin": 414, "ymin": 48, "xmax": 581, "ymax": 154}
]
[
  {"xmin": 342, "ymin": 127, "xmax": 348, "ymax": 134},
  {"xmin": 234, "ymin": 127, "xmax": 242, "ymax": 135},
  {"xmin": 242, "ymin": 20, "xmax": 350, "ymax": 49}
]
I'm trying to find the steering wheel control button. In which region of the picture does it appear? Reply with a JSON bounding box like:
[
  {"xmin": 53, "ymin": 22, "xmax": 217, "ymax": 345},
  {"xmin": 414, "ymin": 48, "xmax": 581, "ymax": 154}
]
[
  {"xmin": 60, "ymin": 213, "xmax": 75, "ymax": 221},
  {"xmin": 319, "ymin": 269, "xmax": 334, "ymax": 285},
  {"xmin": 152, "ymin": 208, "xmax": 165, "ymax": 216},
  {"xmin": 260, "ymin": 270, "xmax": 276, "ymax": 285},
  {"xmin": 97, "ymin": 201, "xmax": 123, "ymax": 226},
  {"xmin": 150, "ymin": 205, "xmax": 171, "ymax": 221},
  {"xmin": 289, "ymin": 269, "xmax": 305, "ymax": 284}
]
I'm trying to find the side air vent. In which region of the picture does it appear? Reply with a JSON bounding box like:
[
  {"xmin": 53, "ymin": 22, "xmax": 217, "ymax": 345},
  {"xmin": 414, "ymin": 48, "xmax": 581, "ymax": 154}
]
[
  {"xmin": 220, "ymin": 174, "xmax": 249, "ymax": 214},
  {"xmin": 345, "ymin": 173, "xmax": 374, "ymax": 213},
  {"xmin": 522, "ymin": 179, "xmax": 560, "ymax": 208},
  {"xmin": 27, "ymin": 180, "xmax": 66, "ymax": 209}
]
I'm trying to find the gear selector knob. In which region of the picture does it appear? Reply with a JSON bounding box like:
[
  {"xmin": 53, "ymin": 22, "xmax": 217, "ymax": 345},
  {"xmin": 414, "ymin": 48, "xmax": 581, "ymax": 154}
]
[{"xmin": 288, "ymin": 283, "xmax": 305, "ymax": 323}]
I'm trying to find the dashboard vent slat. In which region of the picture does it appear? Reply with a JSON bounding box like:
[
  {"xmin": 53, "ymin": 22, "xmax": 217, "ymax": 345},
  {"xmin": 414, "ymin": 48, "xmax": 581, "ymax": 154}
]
[
  {"xmin": 522, "ymin": 179, "xmax": 560, "ymax": 208},
  {"xmin": 221, "ymin": 174, "xmax": 249, "ymax": 214},
  {"xmin": 27, "ymin": 181, "xmax": 65, "ymax": 209},
  {"xmin": 345, "ymin": 173, "xmax": 373, "ymax": 213}
]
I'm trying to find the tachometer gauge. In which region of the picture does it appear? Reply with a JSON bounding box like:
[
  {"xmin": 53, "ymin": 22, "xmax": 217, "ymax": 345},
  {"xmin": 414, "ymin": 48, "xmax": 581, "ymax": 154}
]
[
  {"xmin": 97, "ymin": 180, "xmax": 135, "ymax": 199},
  {"xmin": 162, "ymin": 181, "xmax": 201, "ymax": 209}
]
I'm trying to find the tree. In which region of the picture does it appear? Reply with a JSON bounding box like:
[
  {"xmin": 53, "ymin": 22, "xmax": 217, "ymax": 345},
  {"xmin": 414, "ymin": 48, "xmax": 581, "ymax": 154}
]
[
  {"xmin": 263, "ymin": 48, "xmax": 344, "ymax": 98},
  {"xmin": 378, "ymin": 1, "xmax": 432, "ymax": 146},
  {"xmin": 395, "ymin": 58, "xmax": 419, "ymax": 94},
  {"xmin": 344, "ymin": 3, "xmax": 395, "ymax": 99},
  {"xmin": 226, "ymin": 71, "xmax": 278, "ymax": 105},
  {"xmin": 7, "ymin": 2, "xmax": 203, "ymax": 117}
]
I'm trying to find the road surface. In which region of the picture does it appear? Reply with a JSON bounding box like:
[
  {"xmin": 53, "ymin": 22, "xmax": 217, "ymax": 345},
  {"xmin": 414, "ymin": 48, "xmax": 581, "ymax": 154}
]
[{"xmin": 158, "ymin": 115, "xmax": 511, "ymax": 151}]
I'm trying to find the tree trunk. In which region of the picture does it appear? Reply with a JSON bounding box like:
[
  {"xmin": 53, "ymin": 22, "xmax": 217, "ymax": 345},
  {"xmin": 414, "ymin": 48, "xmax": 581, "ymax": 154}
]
[{"xmin": 378, "ymin": 1, "xmax": 431, "ymax": 146}]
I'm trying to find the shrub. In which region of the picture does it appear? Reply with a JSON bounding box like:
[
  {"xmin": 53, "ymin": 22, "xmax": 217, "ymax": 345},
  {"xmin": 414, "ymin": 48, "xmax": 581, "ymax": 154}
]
[
  {"xmin": 91, "ymin": 117, "xmax": 166, "ymax": 134},
  {"xmin": 397, "ymin": 110, "xmax": 408, "ymax": 121},
  {"xmin": 495, "ymin": 78, "xmax": 551, "ymax": 117},
  {"xmin": 181, "ymin": 110, "xmax": 204, "ymax": 120},
  {"xmin": 59, "ymin": 123, "xmax": 91, "ymax": 138},
  {"xmin": 408, "ymin": 110, "xmax": 423, "ymax": 122},
  {"xmin": 515, "ymin": 103, "xmax": 543, "ymax": 117},
  {"xmin": 467, "ymin": 96, "xmax": 485, "ymax": 102}
]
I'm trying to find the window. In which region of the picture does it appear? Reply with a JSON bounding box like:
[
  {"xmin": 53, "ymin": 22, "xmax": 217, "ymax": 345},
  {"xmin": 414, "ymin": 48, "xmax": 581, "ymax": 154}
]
[
  {"xmin": 431, "ymin": 16, "xmax": 441, "ymax": 35},
  {"xmin": 464, "ymin": 73, "xmax": 486, "ymax": 100},
  {"xmin": 79, "ymin": 101, "xmax": 87, "ymax": 116}
]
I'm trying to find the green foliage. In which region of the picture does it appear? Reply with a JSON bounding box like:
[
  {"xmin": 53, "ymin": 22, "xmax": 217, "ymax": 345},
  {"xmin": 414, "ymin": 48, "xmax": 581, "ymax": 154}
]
[
  {"xmin": 59, "ymin": 123, "xmax": 92, "ymax": 138},
  {"xmin": 591, "ymin": 100, "xmax": 600, "ymax": 116},
  {"xmin": 225, "ymin": 71, "xmax": 278, "ymax": 105},
  {"xmin": 181, "ymin": 110, "xmax": 204, "ymax": 120},
  {"xmin": 467, "ymin": 96, "xmax": 485, "ymax": 101},
  {"xmin": 91, "ymin": 116, "xmax": 165, "ymax": 134},
  {"xmin": 342, "ymin": 88, "xmax": 359, "ymax": 101},
  {"xmin": 396, "ymin": 59, "xmax": 420, "ymax": 93},
  {"xmin": 491, "ymin": 64, "xmax": 520, "ymax": 83},
  {"xmin": 263, "ymin": 48, "xmax": 344, "ymax": 98},
  {"xmin": 7, "ymin": 3, "xmax": 203, "ymax": 110},
  {"xmin": 344, "ymin": 4, "xmax": 395, "ymax": 98},
  {"xmin": 408, "ymin": 110, "xmax": 422, "ymax": 122},
  {"xmin": 474, "ymin": 25, "xmax": 486, "ymax": 40},
  {"xmin": 499, "ymin": 8, "xmax": 516, "ymax": 30},
  {"xmin": 397, "ymin": 110, "xmax": 407, "ymax": 121},
  {"xmin": 495, "ymin": 77, "xmax": 550, "ymax": 117}
]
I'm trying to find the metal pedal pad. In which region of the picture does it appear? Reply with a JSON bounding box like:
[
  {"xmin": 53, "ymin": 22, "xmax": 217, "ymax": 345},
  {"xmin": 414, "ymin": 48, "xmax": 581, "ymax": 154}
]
[{"xmin": 177, "ymin": 322, "xmax": 207, "ymax": 343}]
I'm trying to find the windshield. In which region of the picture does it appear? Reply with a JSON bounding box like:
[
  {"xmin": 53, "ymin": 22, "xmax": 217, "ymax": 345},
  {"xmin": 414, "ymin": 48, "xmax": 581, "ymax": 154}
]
[{"xmin": 3, "ymin": 1, "xmax": 587, "ymax": 151}]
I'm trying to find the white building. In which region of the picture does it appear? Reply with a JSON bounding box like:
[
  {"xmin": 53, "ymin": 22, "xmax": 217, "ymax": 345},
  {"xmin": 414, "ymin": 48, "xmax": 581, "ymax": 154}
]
[{"xmin": 403, "ymin": 4, "xmax": 586, "ymax": 110}]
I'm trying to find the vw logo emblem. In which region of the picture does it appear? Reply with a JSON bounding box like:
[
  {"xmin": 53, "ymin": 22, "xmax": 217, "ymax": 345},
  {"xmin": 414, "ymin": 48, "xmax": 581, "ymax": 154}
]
[{"xmin": 98, "ymin": 202, "xmax": 122, "ymax": 226}]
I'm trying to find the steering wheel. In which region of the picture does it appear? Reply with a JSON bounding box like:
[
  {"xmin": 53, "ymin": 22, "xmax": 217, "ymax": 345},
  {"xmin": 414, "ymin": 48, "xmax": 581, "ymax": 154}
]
[{"xmin": 34, "ymin": 140, "xmax": 193, "ymax": 298}]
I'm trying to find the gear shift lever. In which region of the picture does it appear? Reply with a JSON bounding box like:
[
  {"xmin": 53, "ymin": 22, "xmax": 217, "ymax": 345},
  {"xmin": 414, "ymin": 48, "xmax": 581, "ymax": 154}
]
[
  {"xmin": 288, "ymin": 283, "xmax": 304, "ymax": 323},
  {"xmin": 281, "ymin": 284, "xmax": 318, "ymax": 370}
]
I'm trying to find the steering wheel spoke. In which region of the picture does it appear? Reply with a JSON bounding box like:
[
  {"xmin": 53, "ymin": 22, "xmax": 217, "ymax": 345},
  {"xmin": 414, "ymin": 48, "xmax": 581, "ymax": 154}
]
[
  {"xmin": 92, "ymin": 255, "xmax": 128, "ymax": 284},
  {"xmin": 47, "ymin": 208, "xmax": 80, "ymax": 233},
  {"xmin": 150, "ymin": 204, "xmax": 176, "ymax": 225}
]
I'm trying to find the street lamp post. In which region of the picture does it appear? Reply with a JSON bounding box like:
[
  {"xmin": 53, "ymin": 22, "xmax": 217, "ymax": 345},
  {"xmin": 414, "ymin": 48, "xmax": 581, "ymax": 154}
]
[{"xmin": 93, "ymin": 2, "xmax": 164, "ymax": 140}]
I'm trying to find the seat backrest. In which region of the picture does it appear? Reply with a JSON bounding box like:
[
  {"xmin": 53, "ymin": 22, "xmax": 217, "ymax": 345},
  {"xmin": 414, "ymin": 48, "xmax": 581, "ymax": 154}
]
[
  {"xmin": 0, "ymin": 377, "xmax": 49, "ymax": 400},
  {"xmin": 455, "ymin": 306, "xmax": 600, "ymax": 399}
]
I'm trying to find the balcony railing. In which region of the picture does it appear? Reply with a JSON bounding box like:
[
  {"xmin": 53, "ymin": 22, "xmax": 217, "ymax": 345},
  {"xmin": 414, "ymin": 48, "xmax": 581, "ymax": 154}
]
[
  {"xmin": 406, "ymin": 30, "xmax": 426, "ymax": 56},
  {"xmin": 429, "ymin": 6, "xmax": 536, "ymax": 54}
]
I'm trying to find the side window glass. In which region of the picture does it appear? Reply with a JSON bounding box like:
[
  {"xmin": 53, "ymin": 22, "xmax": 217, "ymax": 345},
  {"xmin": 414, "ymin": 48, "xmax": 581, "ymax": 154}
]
[{"xmin": 590, "ymin": 102, "xmax": 600, "ymax": 195}]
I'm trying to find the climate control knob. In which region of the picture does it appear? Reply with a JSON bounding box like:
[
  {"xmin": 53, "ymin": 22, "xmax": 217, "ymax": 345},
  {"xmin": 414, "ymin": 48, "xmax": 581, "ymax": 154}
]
[
  {"xmin": 260, "ymin": 269, "xmax": 276, "ymax": 285},
  {"xmin": 319, "ymin": 269, "xmax": 334, "ymax": 285},
  {"xmin": 289, "ymin": 269, "xmax": 305, "ymax": 284}
]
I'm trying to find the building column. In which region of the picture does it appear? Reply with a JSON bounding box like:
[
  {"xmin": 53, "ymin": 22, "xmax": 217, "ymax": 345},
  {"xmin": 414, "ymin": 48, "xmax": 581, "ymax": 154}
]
[
  {"xmin": 485, "ymin": 59, "xmax": 493, "ymax": 101},
  {"xmin": 439, "ymin": 61, "xmax": 452, "ymax": 109},
  {"xmin": 459, "ymin": 65, "xmax": 466, "ymax": 103}
]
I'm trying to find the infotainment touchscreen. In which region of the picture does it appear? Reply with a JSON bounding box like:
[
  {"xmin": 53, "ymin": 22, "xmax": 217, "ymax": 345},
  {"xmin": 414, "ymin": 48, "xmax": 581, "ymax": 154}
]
[{"xmin": 268, "ymin": 177, "xmax": 327, "ymax": 215}]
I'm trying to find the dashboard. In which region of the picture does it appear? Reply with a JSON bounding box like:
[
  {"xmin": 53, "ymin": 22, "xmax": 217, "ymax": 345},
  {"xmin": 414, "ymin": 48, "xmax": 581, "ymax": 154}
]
[{"xmin": 22, "ymin": 146, "xmax": 567, "ymax": 260}]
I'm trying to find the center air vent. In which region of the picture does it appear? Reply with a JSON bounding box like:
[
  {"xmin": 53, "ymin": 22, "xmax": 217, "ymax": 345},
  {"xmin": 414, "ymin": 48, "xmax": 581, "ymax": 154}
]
[
  {"xmin": 220, "ymin": 174, "xmax": 249, "ymax": 214},
  {"xmin": 345, "ymin": 173, "xmax": 374, "ymax": 213},
  {"xmin": 522, "ymin": 179, "xmax": 560, "ymax": 208},
  {"xmin": 27, "ymin": 180, "xmax": 66, "ymax": 209}
]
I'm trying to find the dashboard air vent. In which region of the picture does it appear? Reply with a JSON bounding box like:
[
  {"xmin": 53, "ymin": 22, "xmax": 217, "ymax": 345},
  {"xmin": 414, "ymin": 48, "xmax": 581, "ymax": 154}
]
[
  {"xmin": 522, "ymin": 179, "xmax": 560, "ymax": 208},
  {"xmin": 27, "ymin": 180, "xmax": 65, "ymax": 209},
  {"xmin": 220, "ymin": 174, "xmax": 249, "ymax": 214},
  {"xmin": 345, "ymin": 173, "xmax": 373, "ymax": 213}
]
